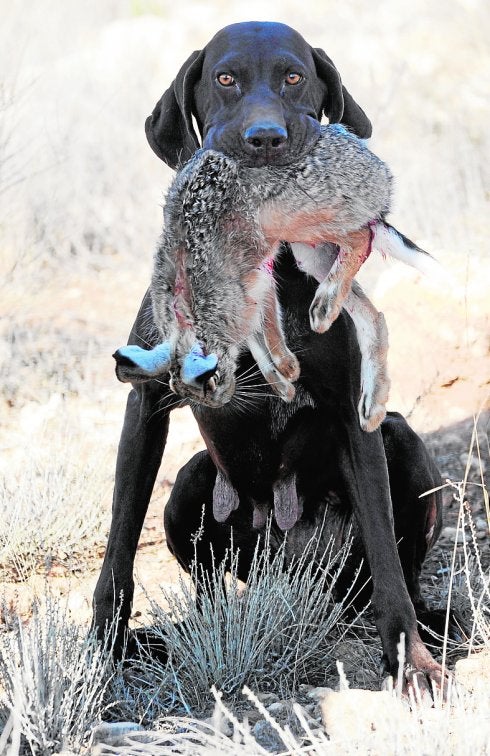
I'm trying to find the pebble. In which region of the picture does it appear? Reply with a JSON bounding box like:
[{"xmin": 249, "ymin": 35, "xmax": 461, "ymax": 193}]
[
  {"xmin": 254, "ymin": 691, "xmax": 279, "ymax": 705},
  {"xmin": 307, "ymin": 686, "xmax": 334, "ymax": 701},
  {"xmin": 475, "ymin": 517, "xmax": 488, "ymax": 532},
  {"xmin": 202, "ymin": 715, "xmax": 233, "ymax": 738},
  {"xmin": 441, "ymin": 526, "xmax": 464, "ymax": 543},
  {"xmin": 90, "ymin": 721, "xmax": 144, "ymax": 746},
  {"xmin": 252, "ymin": 719, "xmax": 284, "ymax": 751},
  {"xmin": 459, "ymin": 452, "xmax": 487, "ymax": 473},
  {"xmin": 267, "ymin": 701, "xmax": 286, "ymax": 715},
  {"xmin": 241, "ymin": 708, "xmax": 264, "ymax": 726}
]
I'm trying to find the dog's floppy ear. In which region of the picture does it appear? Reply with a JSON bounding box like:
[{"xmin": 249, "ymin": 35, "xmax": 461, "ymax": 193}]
[
  {"xmin": 145, "ymin": 50, "xmax": 205, "ymax": 169},
  {"xmin": 311, "ymin": 48, "xmax": 372, "ymax": 138}
]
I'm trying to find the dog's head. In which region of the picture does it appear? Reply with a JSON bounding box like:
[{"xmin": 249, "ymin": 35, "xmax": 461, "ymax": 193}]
[{"xmin": 145, "ymin": 21, "xmax": 372, "ymax": 169}]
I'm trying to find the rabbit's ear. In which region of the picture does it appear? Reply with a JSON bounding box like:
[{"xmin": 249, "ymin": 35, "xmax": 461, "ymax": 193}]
[
  {"xmin": 311, "ymin": 47, "xmax": 372, "ymax": 138},
  {"xmin": 145, "ymin": 50, "xmax": 205, "ymax": 169},
  {"xmin": 113, "ymin": 344, "xmax": 171, "ymax": 383}
]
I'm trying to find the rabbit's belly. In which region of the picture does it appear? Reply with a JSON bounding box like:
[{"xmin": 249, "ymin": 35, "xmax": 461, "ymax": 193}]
[{"xmin": 258, "ymin": 204, "xmax": 339, "ymax": 245}]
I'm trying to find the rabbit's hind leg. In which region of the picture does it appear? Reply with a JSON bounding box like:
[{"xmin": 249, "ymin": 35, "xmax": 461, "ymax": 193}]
[
  {"xmin": 309, "ymin": 227, "xmax": 373, "ymax": 333},
  {"xmin": 346, "ymin": 282, "xmax": 390, "ymax": 432}
]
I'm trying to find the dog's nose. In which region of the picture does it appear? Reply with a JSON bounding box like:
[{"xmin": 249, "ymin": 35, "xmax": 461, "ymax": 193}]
[{"xmin": 243, "ymin": 122, "xmax": 288, "ymax": 150}]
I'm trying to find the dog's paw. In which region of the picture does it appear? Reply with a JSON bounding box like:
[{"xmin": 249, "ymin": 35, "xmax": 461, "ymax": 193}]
[{"xmin": 381, "ymin": 636, "xmax": 451, "ymax": 703}]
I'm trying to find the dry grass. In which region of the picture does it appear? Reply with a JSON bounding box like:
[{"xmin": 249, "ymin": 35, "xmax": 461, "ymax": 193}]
[
  {"xmin": 0, "ymin": 432, "xmax": 111, "ymax": 582},
  {"xmin": 0, "ymin": 595, "xmax": 117, "ymax": 755},
  {"xmin": 110, "ymin": 526, "xmax": 360, "ymax": 721},
  {"xmin": 0, "ymin": 510, "xmax": 487, "ymax": 754}
]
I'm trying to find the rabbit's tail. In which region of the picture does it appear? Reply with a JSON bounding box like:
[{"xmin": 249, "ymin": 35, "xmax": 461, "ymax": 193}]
[{"xmin": 372, "ymin": 221, "xmax": 441, "ymax": 278}]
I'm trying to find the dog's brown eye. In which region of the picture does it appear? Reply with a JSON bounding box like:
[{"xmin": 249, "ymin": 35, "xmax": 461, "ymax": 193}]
[
  {"xmin": 217, "ymin": 73, "xmax": 235, "ymax": 87},
  {"xmin": 286, "ymin": 72, "xmax": 303, "ymax": 85}
]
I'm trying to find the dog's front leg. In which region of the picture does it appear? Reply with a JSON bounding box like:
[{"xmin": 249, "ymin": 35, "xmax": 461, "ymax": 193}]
[
  {"xmin": 92, "ymin": 381, "xmax": 170, "ymax": 653},
  {"xmin": 339, "ymin": 420, "xmax": 445, "ymax": 691}
]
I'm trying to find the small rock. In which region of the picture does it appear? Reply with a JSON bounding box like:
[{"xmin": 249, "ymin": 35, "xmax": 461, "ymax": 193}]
[
  {"xmin": 254, "ymin": 691, "xmax": 279, "ymax": 705},
  {"xmin": 252, "ymin": 719, "xmax": 284, "ymax": 751},
  {"xmin": 475, "ymin": 517, "xmax": 488, "ymax": 532},
  {"xmin": 267, "ymin": 701, "xmax": 286, "ymax": 715},
  {"xmin": 293, "ymin": 703, "xmax": 319, "ymax": 730},
  {"xmin": 90, "ymin": 721, "xmax": 144, "ymax": 746},
  {"xmin": 307, "ymin": 686, "xmax": 334, "ymax": 701},
  {"xmin": 203, "ymin": 714, "xmax": 233, "ymax": 738},
  {"xmin": 241, "ymin": 708, "xmax": 264, "ymax": 726},
  {"xmin": 302, "ymin": 702, "xmax": 316, "ymax": 714},
  {"xmin": 441, "ymin": 526, "xmax": 464, "ymax": 543}
]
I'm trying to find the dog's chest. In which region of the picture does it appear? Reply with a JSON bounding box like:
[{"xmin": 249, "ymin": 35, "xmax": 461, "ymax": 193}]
[{"xmin": 268, "ymin": 386, "xmax": 316, "ymax": 440}]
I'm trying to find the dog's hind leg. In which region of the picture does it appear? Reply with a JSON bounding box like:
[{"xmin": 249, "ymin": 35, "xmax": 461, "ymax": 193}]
[{"xmin": 345, "ymin": 282, "xmax": 390, "ymax": 432}]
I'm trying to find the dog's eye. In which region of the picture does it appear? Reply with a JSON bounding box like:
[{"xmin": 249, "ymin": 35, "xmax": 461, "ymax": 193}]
[
  {"xmin": 217, "ymin": 73, "xmax": 235, "ymax": 87},
  {"xmin": 286, "ymin": 72, "xmax": 303, "ymax": 85}
]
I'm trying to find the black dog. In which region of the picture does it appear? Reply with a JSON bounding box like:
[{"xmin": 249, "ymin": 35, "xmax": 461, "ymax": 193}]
[{"xmin": 93, "ymin": 22, "xmax": 453, "ymax": 689}]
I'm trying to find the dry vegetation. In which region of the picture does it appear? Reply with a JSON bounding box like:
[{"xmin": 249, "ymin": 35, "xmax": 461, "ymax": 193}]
[{"xmin": 0, "ymin": 0, "xmax": 489, "ymax": 753}]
